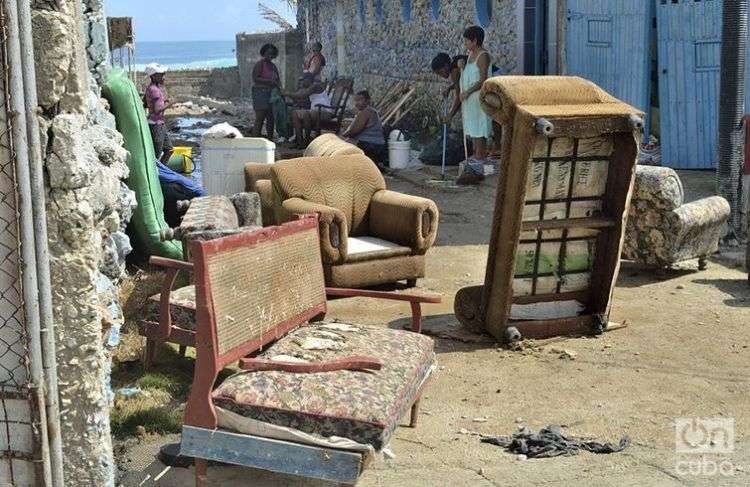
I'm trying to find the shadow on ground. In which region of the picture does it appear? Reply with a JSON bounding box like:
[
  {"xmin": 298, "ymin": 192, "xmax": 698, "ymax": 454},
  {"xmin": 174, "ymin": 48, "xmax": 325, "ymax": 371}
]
[{"xmin": 692, "ymin": 278, "xmax": 750, "ymax": 307}]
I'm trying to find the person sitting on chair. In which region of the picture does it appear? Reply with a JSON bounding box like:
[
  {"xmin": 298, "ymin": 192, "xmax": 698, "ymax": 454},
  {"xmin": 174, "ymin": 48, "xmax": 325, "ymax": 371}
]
[
  {"xmin": 341, "ymin": 90, "xmax": 387, "ymax": 165},
  {"xmin": 286, "ymin": 73, "xmax": 333, "ymax": 149}
]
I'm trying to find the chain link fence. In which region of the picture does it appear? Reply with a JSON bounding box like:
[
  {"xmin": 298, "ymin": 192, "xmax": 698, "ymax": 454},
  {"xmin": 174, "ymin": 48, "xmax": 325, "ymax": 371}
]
[{"xmin": 0, "ymin": 4, "xmax": 43, "ymax": 485}]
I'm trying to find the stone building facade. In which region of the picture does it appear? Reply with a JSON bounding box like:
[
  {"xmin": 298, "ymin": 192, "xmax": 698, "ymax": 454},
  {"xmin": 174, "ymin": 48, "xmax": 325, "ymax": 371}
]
[
  {"xmin": 32, "ymin": 0, "xmax": 133, "ymax": 484},
  {"xmin": 298, "ymin": 0, "xmax": 523, "ymax": 111}
]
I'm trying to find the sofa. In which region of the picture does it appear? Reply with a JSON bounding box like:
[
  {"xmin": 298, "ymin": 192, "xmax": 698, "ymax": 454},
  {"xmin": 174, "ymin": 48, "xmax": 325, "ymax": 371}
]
[
  {"xmin": 622, "ymin": 166, "xmax": 730, "ymax": 269},
  {"xmin": 246, "ymin": 154, "xmax": 439, "ymax": 288}
]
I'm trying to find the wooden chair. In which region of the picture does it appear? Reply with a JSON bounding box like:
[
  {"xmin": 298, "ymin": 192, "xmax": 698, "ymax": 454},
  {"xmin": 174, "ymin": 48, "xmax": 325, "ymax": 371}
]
[
  {"xmin": 313, "ymin": 77, "xmax": 353, "ymax": 137},
  {"xmin": 153, "ymin": 216, "xmax": 439, "ymax": 485}
]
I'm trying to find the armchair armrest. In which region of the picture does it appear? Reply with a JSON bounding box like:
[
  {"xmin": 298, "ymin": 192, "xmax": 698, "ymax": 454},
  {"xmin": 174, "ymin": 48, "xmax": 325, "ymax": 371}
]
[
  {"xmin": 669, "ymin": 196, "xmax": 730, "ymax": 261},
  {"xmin": 369, "ymin": 190, "xmax": 439, "ymax": 254},
  {"xmin": 282, "ymin": 198, "xmax": 349, "ymax": 264},
  {"xmin": 148, "ymin": 257, "xmax": 195, "ymax": 340},
  {"xmin": 244, "ymin": 162, "xmax": 274, "ymax": 192},
  {"xmin": 326, "ymin": 287, "xmax": 442, "ymax": 333},
  {"xmin": 255, "ymin": 179, "xmax": 279, "ymax": 227}
]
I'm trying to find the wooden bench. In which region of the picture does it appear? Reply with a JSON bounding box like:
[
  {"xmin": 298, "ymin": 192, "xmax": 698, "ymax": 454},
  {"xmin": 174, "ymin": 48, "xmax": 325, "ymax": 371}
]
[{"xmin": 150, "ymin": 216, "xmax": 440, "ymax": 485}]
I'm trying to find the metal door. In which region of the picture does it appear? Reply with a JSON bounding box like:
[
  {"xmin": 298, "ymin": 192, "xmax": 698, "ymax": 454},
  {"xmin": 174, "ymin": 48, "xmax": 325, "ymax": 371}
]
[
  {"xmin": 566, "ymin": 0, "xmax": 652, "ymax": 133},
  {"xmin": 657, "ymin": 0, "xmax": 722, "ymax": 169},
  {"xmin": 524, "ymin": 0, "xmax": 548, "ymax": 75}
]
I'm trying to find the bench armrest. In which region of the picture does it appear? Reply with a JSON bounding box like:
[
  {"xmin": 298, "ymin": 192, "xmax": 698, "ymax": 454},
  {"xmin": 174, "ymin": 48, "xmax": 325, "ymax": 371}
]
[
  {"xmin": 148, "ymin": 257, "xmax": 195, "ymax": 340},
  {"xmin": 326, "ymin": 287, "xmax": 442, "ymax": 333},
  {"xmin": 282, "ymin": 198, "xmax": 349, "ymax": 264},
  {"xmin": 369, "ymin": 190, "xmax": 439, "ymax": 254},
  {"xmin": 239, "ymin": 355, "xmax": 382, "ymax": 373}
]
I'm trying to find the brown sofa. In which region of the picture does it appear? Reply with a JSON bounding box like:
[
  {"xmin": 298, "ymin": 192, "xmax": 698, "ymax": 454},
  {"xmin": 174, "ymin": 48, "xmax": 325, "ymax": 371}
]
[{"xmin": 245, "ymin": 154, "xmax": 439, "ymax": 288}]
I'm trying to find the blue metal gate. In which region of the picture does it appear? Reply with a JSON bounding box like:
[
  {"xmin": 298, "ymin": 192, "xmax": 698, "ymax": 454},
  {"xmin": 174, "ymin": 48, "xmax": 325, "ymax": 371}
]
[
  {"xmin": 566, "ymin": 0, "xmax": 652, "ymax": 132},
  {"xmin": 657, "ymin": 0, "xmax": 722, "ymax": 169}
]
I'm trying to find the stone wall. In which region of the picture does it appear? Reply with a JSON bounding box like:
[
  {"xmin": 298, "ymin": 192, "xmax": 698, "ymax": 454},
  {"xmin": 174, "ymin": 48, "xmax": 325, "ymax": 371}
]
[
  {"xmin": 136, "ymin": 67, "xmax": 242, "ymax": 101},
  {"xmin": 299, "ymin": 0, "xmax": 519, "ymax": 120},
  {"xmin": 32, "ymin": 0, "xmax": 133, "ymax": 484},
  {"xmin": 236, "ymin": 30, "xmax": 305, "ymax": 96}
]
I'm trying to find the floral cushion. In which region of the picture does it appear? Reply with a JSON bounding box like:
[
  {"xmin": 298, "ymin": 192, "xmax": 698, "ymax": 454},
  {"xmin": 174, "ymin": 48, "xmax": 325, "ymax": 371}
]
[
  {"xmin": 212, "ymin": 322, "xmax": 435, "ymax": 450},
  {"xmin": 144, "ymin": 285, "xmax": 197, "ymax": 331}
]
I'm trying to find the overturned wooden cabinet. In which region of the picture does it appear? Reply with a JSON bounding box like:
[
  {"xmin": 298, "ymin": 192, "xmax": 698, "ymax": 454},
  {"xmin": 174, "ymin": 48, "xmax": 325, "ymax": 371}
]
[{"xmin": 455, "ymin": 76, "xmax": 643, "ymax": 341}]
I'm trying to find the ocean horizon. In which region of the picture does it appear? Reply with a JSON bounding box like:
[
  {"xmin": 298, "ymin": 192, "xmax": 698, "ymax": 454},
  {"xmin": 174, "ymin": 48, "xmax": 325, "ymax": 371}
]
[{"xmin": 134, "ymin": 40, "xmax": 237, "ymax": 71}]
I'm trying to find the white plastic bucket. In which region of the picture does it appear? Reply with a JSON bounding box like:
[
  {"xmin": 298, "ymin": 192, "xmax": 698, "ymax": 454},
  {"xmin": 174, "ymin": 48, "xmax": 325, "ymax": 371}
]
[{"xmin": 388, "ymin": 140, "xmax": 411, "ymax": 169}]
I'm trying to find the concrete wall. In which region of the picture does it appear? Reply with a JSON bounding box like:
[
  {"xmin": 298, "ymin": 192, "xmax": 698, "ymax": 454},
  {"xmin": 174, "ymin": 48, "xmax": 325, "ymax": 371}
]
[
  {"xmin": 299, "ymin": 0, "xmax": 519, "ymax": 119},
  {"xmin": 32, "ymin": 0, "xmax": 133, "ymax": 484},
  {"xmin": 236, "ymin": 30, "xmax": 305, "ymax": 97},
  {"xmin": 137, "ymin": 67, "xmax": 242, "ymax": 101}
]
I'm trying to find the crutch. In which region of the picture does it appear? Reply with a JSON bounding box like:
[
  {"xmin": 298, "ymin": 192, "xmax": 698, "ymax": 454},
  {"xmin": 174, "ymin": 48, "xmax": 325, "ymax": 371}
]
[{"xmin": 441, "ymin": 97, "xmax": 449, "ymax": 180}]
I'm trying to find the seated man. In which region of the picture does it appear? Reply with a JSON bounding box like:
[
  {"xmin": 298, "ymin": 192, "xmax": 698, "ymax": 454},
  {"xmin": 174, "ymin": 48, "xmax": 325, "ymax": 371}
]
[
  {"xmin": 341, "ymin": 90, "xmax": 387, "ymax": 166},
  {"xmin": 286, "ymin": 73, "xmax": 333, "ymax": 148}
]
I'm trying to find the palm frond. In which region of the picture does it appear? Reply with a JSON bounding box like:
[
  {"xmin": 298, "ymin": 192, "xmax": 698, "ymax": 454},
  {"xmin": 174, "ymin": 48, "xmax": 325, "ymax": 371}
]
[{"xmin": 258, "ymin": 2, "xmax": 295, "ymax": 31}]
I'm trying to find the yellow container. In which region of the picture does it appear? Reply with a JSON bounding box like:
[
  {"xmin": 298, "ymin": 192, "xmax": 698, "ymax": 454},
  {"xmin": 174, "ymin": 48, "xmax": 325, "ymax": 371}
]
[
  {"xmin": 173, "ymin": 146, "xmax": 193, "ymax": 158},
  {"xmin": 167, "ymin": 146, "xmax": 194, "ymax": 174}
]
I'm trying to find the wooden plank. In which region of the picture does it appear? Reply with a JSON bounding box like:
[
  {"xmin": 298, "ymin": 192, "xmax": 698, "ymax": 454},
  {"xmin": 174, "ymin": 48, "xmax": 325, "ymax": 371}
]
[
  {"xmin": 535, "ymin": 115, "xmax": 632, "ymax": 139},
  {"xmin": 520, "ymin": 216, "xmax": 615, "ymax": 232},
  {"xmin": 482, "ymin": 122, "xmax": 537, "ymax": 340},
  {"xmin": 181, "ymin": 426, "xmax": 363, "ymax": 484},
  {"xmin": 512, "ymin": 291, "xmax": 589, "ymax": 305},
  {"xmin": 510, "ymin": 314, "xmax": 597, "ymax": 338},
  {"xmin": 589, "ymin": 133, "xmax": 638, "ymax": 313}
]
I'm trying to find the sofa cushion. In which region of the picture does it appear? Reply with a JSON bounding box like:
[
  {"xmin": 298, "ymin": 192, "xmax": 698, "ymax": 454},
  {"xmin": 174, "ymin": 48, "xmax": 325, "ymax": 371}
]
[
  {"xmin": 212, "ymin": 322, "xmax": 435, "ymax": 450},
  {"xmin": 346, "ymin": 236, "xmax": 412, "ymax": 263},
  {"xmin": 145, "ymin": 285, "xmax": 196, "ymax": 331},
  {"xmin": 272, "ymin": 155, "xmax": 386, "ymax": 236}
]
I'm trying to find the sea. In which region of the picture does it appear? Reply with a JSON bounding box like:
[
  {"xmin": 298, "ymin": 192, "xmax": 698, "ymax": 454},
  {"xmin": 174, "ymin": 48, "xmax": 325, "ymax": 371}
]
[{"xmin": 134, "ymin": 40, "xmax": 237, "ymax": 71}]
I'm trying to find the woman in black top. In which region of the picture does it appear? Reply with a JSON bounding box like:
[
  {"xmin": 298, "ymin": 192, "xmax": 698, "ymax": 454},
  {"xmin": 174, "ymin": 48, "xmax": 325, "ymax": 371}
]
[{"xmin": 252, "ymin": 43, "xmax": 281, "ymax": 139}]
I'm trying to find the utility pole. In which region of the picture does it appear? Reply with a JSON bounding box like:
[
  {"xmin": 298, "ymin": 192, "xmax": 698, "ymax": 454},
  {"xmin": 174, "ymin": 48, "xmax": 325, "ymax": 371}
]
[{"xmin": 718, "ymin": 0, "xmax": 748, "ymax": 240}]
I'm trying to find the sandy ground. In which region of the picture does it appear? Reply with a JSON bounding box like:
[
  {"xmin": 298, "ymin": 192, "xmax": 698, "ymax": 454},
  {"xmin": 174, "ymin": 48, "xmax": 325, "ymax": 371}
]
[{"xmin": 117, "ymin": 167, "xmax": 750, "ymax": 487}]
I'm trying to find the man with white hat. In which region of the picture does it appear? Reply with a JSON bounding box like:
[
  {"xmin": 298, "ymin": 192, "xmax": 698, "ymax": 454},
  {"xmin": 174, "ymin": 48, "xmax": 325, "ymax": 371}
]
[{"xmin": 144, "ymin": 63, "xmax": 173, "ymax": 163}]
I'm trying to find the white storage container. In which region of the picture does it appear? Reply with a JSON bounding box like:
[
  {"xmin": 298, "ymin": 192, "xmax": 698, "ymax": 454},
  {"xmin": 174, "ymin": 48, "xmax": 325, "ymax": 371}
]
[
  {"xmin": 388, "ymin": 140, "xmax": 411, "ymax": 169},
  {"xmin": 201, "ymin": 137, "xmax": 275, "ymax": 195}
]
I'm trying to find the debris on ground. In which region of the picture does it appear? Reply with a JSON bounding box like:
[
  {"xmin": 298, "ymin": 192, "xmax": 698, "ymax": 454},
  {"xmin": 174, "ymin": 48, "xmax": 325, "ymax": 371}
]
[
  {"xmin": 550, "ymin": 348, "xmax": 578, "ymax": 360},
  {"xmin": 480, "ymin": 425, "xmax": 630, "ymax": 458}
]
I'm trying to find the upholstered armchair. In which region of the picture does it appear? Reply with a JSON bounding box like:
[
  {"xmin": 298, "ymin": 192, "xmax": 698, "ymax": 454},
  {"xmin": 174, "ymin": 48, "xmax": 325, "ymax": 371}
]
[
  {"xmin": 622, "ymin": 166, "xmax": 730, "ymax": 269},
  {"xmin": 248, "ymin": 154, "xmax": 439, "ymax": 288},
  {"xmin": 245, "ymin": 135, "xmax": 365, "ymax": 226}
]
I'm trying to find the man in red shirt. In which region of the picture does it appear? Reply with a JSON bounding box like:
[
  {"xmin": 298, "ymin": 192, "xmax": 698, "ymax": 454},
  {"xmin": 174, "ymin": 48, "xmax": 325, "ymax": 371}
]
[{"xmin": 144, "ymin": 63, "xmax": 174, "ymax": 164}]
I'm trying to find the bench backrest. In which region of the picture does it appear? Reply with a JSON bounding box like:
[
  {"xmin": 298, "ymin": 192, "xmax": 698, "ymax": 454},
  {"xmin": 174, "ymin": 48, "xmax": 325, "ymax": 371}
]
[{"xmin": 190, "ymin": 216, "xmax": 327, "ymax": 366}]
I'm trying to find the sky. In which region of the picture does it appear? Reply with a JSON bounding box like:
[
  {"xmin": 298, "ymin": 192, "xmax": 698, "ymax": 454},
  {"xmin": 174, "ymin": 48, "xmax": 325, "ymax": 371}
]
[{"xmin": 106, "ymin": 0, "xmax": 297, "ymax": 42}]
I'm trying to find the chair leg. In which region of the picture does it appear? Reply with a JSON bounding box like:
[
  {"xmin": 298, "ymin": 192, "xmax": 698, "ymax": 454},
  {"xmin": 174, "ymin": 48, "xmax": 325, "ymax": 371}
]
[
  {"xmin": 409, "ymin": 302, "xmax": 422, "ymax": 333},
  {"xmin": 195, "ymin": 458, "xmax": 208, "ymax": 487},
  {"xmin": 698, "ymin": 255, "xmax": 708, "ymax": 271},
  {"xmin": 409, "ymin": 398, "xmax": 421, "ymax": 428},
  {"xmin": 179, "ymin": 345, "xmax": 187, "ymax": 358},
  {"xmin": 144, "ymin": 339, "xmax": 158, "ymax": 371}
]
